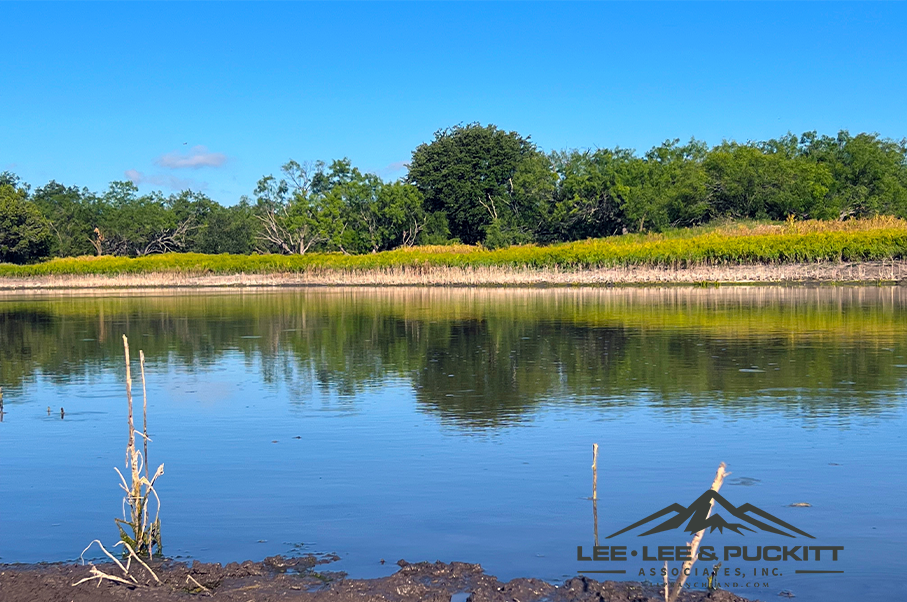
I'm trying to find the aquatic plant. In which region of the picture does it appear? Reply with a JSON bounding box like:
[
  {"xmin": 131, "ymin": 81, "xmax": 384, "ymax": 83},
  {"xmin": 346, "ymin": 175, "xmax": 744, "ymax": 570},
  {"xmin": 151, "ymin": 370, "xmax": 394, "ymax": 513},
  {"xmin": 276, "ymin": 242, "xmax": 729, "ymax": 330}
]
[
  {"xmin": 114, "ymin": 335, "xmax": 163, "ymax": 558},
  {"xmin": 71, "ymin": 338, "xmax": 164, "ymax": 589}
]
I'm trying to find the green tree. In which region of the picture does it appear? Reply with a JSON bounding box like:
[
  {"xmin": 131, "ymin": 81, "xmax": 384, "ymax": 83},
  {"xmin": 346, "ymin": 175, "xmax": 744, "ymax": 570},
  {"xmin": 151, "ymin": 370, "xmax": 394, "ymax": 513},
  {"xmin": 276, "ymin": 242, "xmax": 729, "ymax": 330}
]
[
  {"xmin": 0, "ymin": 183, "xmax": 53, "ymax": 264},
  {"xmin": 547, "ymin": 147, "xmax": 642, "ymax": 240},
  {"xmin": 703, "ymin": 141, "xmax": 834, "ymax": 221},
  {"xmin": 254, "ymin": 161, "xmax": 341, "ymax": 254},
  {"xmin": 31, "ymin": 181, "xmax": 100, "ymax": 257},
  {"xmin": 801, "ymin": 130, "xmax": 907, "ymax": 219},
  {"xmin": 193, "ymin": 200, "xmax": 257, "ymax": 255},
  {"xmin": 317, "ymin": 160, "xmax": 428, "ymax": 253},
  {"xmin": 407, "ymin": 123, "xmax": 545, "ymax": 245},
  {"xmin": 94, "ymin": 182, "xmax": 195, "ymax": 256},
  {"xmin": 379, "ymin": 181, "xmax": 428, "ymax": 248},
  {"xmin": 316, "ymin": 159, "xmax": 386, "ymax": 254},
  {"xmin": 633, "ymin": 139, "xmax": 710, "ymax": 230}
]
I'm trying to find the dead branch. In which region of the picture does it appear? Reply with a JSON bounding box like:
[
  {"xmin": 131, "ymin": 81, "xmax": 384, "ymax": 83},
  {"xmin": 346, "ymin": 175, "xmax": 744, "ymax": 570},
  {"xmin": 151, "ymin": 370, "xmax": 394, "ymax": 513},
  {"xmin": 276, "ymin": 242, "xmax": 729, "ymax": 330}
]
[
  {"xmin": 72, "ymin": 565, "xmax": 138, "ymax": 588},
  {"xmin": 478, "ymin": 192, "xmax": 499, "ymax": 220},
  {"xmin": 90, "ymin": 227, "xmax": 105, "ymax": 256},
  {"xmin": 115, "ymin": 541, "xmax": 161, "ymax": 584},
  {"xmin": 136, "ymin": 216, "xmax": 197, "ymax": 256},
  {"xmin": 186, "ymin": 574, "xmax": 211, "ymax": 594},
  {"xmin": 78, "ymin": 539, "xmax": 133, "ymax": 580},
  {"xmin": 667, "ymin": 462, "xmax": 729, "ymax": 601}
]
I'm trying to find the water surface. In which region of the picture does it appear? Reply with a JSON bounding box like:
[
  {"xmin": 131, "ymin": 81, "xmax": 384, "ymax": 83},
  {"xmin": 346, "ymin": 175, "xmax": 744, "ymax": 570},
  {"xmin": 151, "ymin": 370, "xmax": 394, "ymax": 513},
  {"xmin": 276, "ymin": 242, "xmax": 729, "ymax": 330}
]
[{"xmin": 1, "ymin": 287, "xmax": 905, "ymax": 602}]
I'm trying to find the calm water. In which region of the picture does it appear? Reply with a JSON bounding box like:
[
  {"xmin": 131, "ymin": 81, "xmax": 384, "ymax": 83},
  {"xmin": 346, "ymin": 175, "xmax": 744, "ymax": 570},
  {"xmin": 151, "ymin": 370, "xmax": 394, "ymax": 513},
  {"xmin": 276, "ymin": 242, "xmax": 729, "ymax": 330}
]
[{"xmin": 1, "ymin": 287, "xmax": 905, "ymax": 601}]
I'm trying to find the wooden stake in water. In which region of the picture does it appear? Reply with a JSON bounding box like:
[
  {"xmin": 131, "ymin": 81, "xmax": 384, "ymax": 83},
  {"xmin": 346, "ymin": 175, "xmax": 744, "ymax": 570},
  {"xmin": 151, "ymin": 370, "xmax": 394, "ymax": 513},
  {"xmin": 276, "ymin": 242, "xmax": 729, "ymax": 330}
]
[
  {"xmin": 592, "ymin": 443, "xmax": 600, "ymax": 546},
  {"xmin": 593, "ymin": 497, "xmax": 599, "ymax": 547},
  {"xmin": 591, "ymin": 443, "xmax": 599, "ymax": 501},
  {"xmin": 140, "ymin": 350, "xmax": 148, "ymax": 479}
]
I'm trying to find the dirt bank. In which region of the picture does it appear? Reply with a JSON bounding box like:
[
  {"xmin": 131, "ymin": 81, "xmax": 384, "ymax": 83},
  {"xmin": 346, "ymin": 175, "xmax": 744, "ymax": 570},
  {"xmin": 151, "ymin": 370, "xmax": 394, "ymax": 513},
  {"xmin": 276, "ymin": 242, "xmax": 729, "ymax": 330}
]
[
  {"xmin": 1, "ymin": 260, "xmax": 906, "ymax": 289},
  {"xmin": 0, "ymin": 557, "xmax": 752, "ymax": 602}
]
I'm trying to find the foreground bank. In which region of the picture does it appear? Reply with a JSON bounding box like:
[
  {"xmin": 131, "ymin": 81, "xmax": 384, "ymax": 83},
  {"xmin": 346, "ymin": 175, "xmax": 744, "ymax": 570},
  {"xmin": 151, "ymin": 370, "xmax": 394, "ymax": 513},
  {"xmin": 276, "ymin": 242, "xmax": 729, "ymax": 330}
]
[
  {"xmin": 0, "ymin": 557, "xmax": 752, "ymax": 602},
  {"xmin": 1, "ymin": 260, "xmax": 906, "ymax": 288}
]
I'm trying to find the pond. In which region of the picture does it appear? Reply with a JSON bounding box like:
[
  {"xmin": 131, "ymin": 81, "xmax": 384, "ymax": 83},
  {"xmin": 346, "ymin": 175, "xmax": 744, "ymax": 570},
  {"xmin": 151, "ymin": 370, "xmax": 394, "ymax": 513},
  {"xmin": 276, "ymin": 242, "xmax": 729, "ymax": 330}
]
[{"xmin": 1, "ymin": 286, "xmax": 905, "ymax": 602}]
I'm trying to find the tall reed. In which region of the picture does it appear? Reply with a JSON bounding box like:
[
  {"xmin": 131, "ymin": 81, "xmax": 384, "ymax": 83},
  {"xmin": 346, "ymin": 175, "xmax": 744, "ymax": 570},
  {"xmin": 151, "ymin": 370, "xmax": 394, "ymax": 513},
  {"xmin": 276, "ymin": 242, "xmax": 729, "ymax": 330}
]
[{"xmin": 114, "ymin": 335, "xmax": 163, "ymax": 558}]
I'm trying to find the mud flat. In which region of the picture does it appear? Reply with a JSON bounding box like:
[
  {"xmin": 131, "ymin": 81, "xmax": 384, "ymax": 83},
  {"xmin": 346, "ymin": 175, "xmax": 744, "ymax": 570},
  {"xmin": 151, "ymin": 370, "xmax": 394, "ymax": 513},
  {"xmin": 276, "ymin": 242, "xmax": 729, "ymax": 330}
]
[
  {"xmin": 0, "ymin": 557, "xmax": 753, "ymax": 602},
  {"xmin": 1, "ymin": 260, "xmax": 906, "ymax": 288}
]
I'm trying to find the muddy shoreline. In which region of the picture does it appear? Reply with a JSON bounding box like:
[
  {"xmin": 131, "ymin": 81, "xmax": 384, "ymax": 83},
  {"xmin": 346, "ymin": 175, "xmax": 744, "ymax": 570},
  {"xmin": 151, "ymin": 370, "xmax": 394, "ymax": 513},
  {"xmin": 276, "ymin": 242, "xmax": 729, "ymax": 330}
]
[
  {"xmin": 0, "ymin": 557, "xmax": 754, "ymax": 602},
  {"xmin": 1, "ymin": 260, "xmax": 906, "ymax": 289}
]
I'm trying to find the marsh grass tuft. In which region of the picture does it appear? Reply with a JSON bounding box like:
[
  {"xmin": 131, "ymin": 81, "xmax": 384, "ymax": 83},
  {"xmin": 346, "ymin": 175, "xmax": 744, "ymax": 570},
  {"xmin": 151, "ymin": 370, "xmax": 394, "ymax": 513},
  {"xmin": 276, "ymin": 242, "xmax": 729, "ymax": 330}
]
[{"xmin": 114, "ymin": 335, "xmax": 163, "ymax": 559}]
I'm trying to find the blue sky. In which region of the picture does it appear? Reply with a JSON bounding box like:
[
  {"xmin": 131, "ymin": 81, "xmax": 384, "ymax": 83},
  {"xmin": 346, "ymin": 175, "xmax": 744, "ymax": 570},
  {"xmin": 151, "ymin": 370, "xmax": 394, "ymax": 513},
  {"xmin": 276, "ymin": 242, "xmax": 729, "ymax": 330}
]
[{"xmin": 2, "ymin": 2, "xmax": 905, "ymax": 205}]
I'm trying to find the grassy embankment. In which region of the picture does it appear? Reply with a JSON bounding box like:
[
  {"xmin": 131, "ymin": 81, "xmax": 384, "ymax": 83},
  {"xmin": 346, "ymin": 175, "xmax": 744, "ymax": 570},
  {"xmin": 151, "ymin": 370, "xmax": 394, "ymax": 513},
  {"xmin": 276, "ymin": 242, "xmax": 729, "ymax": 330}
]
[{"xmin": 2, "ymin": 218, "xmax": 907, "ymax": 286}]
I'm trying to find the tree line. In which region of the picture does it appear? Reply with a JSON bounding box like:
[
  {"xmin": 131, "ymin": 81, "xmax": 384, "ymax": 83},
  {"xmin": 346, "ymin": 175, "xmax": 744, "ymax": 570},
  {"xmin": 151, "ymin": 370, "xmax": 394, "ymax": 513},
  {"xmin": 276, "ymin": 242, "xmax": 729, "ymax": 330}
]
[{"xmin": 2, "ymin": 124, "xmax": 906, "ymax": 264}]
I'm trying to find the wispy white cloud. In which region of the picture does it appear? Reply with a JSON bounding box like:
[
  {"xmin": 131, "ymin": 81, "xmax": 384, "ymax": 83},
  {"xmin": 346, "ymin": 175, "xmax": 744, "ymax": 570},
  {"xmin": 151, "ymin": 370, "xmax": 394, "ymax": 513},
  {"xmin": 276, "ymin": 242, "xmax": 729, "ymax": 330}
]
[
  {"xmin": 154, "ymin": 145, "xmax": 227, "ymax": 169},
  {"xmin": 125, "ymin": 169, "xmax": 206, "ymax": 191},
  {"xmin": 379, "ymin": 160, "xmax": 409, "ymax": 177}
]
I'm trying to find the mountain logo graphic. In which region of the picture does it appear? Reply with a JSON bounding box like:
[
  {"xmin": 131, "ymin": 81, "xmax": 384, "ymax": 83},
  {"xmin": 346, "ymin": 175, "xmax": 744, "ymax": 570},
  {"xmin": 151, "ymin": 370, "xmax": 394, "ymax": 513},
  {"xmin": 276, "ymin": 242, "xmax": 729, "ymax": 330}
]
[{"xmin": 606, "ymin": 490, "xmax": 815, "ymax": 539}]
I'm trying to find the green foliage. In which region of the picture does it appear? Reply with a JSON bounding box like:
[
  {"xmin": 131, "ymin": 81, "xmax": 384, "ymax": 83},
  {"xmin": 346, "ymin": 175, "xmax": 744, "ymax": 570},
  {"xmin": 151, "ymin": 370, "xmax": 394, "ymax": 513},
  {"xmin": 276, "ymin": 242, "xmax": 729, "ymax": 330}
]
[
  {"xmin": 319, "ymin": 160, "xmax": 427, "ymax": 253},
  {"xmin": 407, "ymin": 123, "xmax": 545, "ymax": 245},
  {"xmin": 253, "ymin": 160, "xmax": 344, "ymax": 254},
  {"xmin": 193, "ymin": 200, "xmax": 257, "ymax": 255},
  {"xmin": 31, "ymin": 181, "xmax": 100, "ymax": 257},
  {"xmin": 3, "ymin": 218, "xmax": 906, "ymax": 276},
  {"xmin": 801, "ymin": 131, "xmax": 907, "ymax": 218},
  {"xmin": 4, "ymin": 127, "xmax": 907, "ymax": 263},
  {"xmin": 548, "ymin": 147, "xmax": 645, "ymax": 240},
  {"xmin": 703, "ymin": 140, "xmax": 835, "ymax": 220},
  {"xmin": 0, "ymin": 183, "xmax": 53, "ymax": 264}
]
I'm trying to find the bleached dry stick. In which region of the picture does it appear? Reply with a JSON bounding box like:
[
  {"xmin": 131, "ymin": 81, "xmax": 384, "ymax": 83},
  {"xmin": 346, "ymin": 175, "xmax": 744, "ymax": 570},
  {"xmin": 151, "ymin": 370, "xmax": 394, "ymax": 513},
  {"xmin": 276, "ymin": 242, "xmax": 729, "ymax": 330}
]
[
  {"xmin": 115, "ymin": 540, "xmax": 161, "ymax": 583},
  {"xmin": 140, "ymin": 350, "xmax": 148, "ymax": 479},
  {"xmin": 668, "ymin": 462, "xmax": 729, "ymax": 602},
  {"xmin": 78, "ymin": 539, "xmax": 134, "ymax": 581},
  {"xmin": 663, "ymin": 560, "xmax": 669, "ymax": 601},
  {"xmin": 187, "ymin": 574, "xmax": 211, "ymax": 593},
  {"xmin": 591, "ymin": 443, "xmax": 599, "ymax": 501},
  {"xmin": 72, "ymin": 565, "xmax": 137, "ymax": 588}
]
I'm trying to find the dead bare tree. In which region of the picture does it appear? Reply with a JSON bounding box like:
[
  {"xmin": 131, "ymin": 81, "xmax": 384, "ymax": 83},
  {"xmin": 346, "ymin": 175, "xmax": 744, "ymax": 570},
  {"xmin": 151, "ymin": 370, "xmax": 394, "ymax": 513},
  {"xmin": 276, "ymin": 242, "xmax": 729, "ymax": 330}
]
[
  {"xmin": 255, "ymin": 204, "xmax": 326, "ymax": 255},
  {"xmin": 253, "ymin": 161, "xmax": 330, "ymax": 255},
  {"xmin": 400, "ymin": 215, "xmax": 425, "ymax": 247},
  {"xmin": 136, "ymin": 216, "xmax": 197, "ymax": 256},
  {"xmin": 90, "ymin": 227, "xmax": 105, "ymax": 256}
]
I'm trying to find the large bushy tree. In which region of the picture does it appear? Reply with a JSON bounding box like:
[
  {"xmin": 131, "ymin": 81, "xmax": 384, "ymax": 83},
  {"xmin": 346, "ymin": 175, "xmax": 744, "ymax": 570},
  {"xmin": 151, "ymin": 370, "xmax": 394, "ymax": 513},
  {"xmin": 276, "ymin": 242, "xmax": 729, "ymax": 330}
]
[
  {"xmin": 0, "ymin": 182, "xmax": 53, "ymax": 264},
  {"xmin": 31, "ymin": 181, "xmax": 102, "ymax": 257},
  {"xmin": 407, "ymin": 123, "xmax": 548, "ymax": 245}
]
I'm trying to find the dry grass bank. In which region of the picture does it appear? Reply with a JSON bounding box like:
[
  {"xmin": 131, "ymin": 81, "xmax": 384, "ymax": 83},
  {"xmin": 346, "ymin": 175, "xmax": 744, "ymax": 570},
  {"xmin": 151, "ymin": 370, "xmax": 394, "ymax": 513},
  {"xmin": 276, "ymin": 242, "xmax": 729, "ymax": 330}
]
[{"xmin": 1, "ymin": 260, "xmax": 906, "ymax": 289}]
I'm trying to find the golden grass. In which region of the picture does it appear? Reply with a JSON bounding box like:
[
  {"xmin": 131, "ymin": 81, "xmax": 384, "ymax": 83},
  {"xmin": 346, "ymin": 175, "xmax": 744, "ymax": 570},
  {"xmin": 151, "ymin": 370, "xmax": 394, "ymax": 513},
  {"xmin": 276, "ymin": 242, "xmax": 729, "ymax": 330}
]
[{"xmin": 1, "ymin": 217, "xmax": 906, "ymax": 284}]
